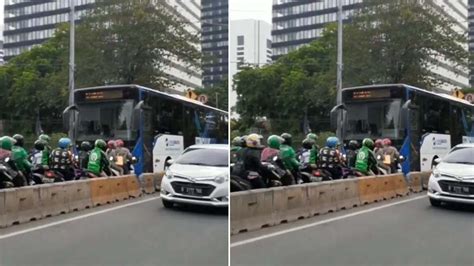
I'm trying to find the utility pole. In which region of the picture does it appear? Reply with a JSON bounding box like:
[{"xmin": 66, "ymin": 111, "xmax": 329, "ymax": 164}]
[
  {"xmin": 336, "ymin": 0, "xmax": 343, "ymax": 105},
  {"xmin": 69, "ymin": 0, "xmax": 75, "ymax": 140},
  {"xmin": 336, "ymin": 0, "xmax": 344, "ymax": 139}
]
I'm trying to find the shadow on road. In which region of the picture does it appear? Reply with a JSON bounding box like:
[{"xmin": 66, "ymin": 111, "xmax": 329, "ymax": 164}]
[
  {"xmin": 433, "ymin": 203, "xmax": 474, "ymax": 213},
  {"xmin": 160, "ymin": 203, "xmax": 228, "ymax": 216}
]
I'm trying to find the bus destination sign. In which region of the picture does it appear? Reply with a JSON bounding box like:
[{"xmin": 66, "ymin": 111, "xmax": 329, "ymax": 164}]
[
  {"xmin": 83, "ymin": 90, "xmax": 124, "ymax": 101},
  {"xmin": 351, "ymin": 89, "xmax": 391, "ymax": 100}
]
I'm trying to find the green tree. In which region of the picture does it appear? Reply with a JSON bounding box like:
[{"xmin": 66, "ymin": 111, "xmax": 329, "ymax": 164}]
[
  {"xmin": 195, "ymin": 79, "xmax": 229, "ymax": 111},
  {"xmin": 74, "ymin": 0, "xmax": 201, "ymax": 89},
  {"xmin": 342, "ymin": 0, "xmax": 468, "ymax": 89}
]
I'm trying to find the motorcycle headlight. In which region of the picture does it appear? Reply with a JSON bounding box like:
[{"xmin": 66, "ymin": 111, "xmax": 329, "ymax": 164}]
[
  {"xmin": 165, "ymin": 169, "xmax": 174, "ymax": 179},
  {"xmin": 432, "ymin": 169, "xmax": 441, "ymax": 178},
  {"xmin": 214, "ymin": 174, "xmax": 228, "ymax": 184}
]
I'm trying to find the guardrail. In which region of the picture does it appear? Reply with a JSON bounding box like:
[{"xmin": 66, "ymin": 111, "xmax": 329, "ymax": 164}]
[
  {"xmin": 231, "ymin": 172, "xmax": 431, "ymax": 235},
  {"xmin": 0, "ymin": 172, "xmax": 165, "ymax": 228}
]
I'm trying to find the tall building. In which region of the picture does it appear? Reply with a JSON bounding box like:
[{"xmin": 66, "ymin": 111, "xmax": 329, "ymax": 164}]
[
  {"xmin": 2, "ymin": 0, "xmax": 202, "ymax": 92},
  {"xmin": 229, "ymin": 19, "xmax": 272, "ymax": 112},
  {"xmin": 201, "ymin": 0, "xmax": 228, "ymax": 88},
  {"xmin": 0, "ymin": 40, "xmax": 4, "ymax": 65},
  {"xmin": 272, "ymin": 0, "xmax": 469, "ymax": 91}
]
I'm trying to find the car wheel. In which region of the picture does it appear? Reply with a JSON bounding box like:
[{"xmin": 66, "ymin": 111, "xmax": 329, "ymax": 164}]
[
  {"xmin": 429, "ymin": 198, "xmax": 442, "ymax": 207},
  {"xmin": 162, "ymin": 199, "xmax": 174, "ymax": 209}
]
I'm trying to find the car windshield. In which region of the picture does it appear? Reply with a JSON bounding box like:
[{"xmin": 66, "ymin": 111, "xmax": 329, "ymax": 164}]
[
  {"xmin": 344, "ymin": 99, "xmax": 402, "ymax": 140},
  {"xmin": 76, "ymin": 100, "xmax": 136, "ymax": 140},
  {"xmin": 443, "ymin": 147, "xmax": 474, "ymax": 164},
  {"xmin": 175, "ymin": 148, "xmax": 228, "ymax": 167}
]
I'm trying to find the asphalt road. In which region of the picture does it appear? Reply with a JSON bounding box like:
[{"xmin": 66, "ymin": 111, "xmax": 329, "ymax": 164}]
[
  {"xmin": 0, "ymin": 196, "xmax": 228, "ymax": 266},
  {"xmin": 231, "ymin": 195, "xmax": 474, "ymax": 266}
]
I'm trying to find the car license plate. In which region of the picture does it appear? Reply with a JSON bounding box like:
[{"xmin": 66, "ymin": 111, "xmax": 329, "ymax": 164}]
[
  {"xmin": 448, "ymin": 185, "xmax": 469, "ymax": 194},
  {"xmin": 181, "ymin": 187, "xmax": 203, "ymax": 195}
]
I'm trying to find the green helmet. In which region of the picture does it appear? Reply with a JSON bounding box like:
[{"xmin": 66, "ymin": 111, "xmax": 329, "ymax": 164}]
[
  {"xmin": 95, "ymin": 139, "xmax": 107, "ymax": 151},
  {"xmin": 0, "ymin": 136, "xmax": 14, "ymax": 151},
  {"xmin": 39, "ymin": 134, "xmax": 50, "ymax": 143},
  {"xmin": 306, "ymin": 133, "xmax": 318, "ymax": 141},
  {"xmin": 267, "ymin": 135, "xmax": 283, "ymax": 149},
  {"xmin": 362, "ymin": 138, "xmax": 374, "ymax": 149}
]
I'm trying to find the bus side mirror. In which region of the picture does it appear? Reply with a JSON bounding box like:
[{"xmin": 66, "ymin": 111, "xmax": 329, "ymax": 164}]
[
  {"xmin": 330, "ymin": 104, "xmax": 346, "ymax": 131},
  {"xmin": 62, "ymin": 105, "xmax": 78, "ymax": 132}
]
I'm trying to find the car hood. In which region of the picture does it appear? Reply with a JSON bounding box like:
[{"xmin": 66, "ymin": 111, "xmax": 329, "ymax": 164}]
[
  {"xmin": 169, "ymin": 163, "xmax": 227, "ymax": 179},
  {"xmin": 436, "ymin": 162, "xmax": 474, "ymax": 180}
]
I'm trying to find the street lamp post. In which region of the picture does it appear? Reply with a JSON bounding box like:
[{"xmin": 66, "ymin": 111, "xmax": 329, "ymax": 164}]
[
  {"xmin": 336, "ymin": 0, "xmax": 344, "ymax": 139},
  {"xmin": 69, "ymin": 0, "xmax": 75, "ymax": 140}
]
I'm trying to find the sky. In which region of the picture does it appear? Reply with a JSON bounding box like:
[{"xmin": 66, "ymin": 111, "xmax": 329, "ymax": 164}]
[{"xmin": 229, "ymin": 0, "xmax": 272, "ymax": 24}]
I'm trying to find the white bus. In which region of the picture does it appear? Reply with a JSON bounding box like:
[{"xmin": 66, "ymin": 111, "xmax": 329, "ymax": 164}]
[
  {"xmin": 331, "ymin": 84, "xmax": 474, "ymax": 174},
  {"xmin": 63, "ymin": 85, "xmax": 228, "ymax": 175}
]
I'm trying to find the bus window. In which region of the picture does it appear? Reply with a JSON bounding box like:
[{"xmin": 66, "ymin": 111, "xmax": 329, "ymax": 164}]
[
  {"xmin": 151, "ymin": 97, "xmax": 183, "ymax": 135},
  {"xmin": 421, "ymin": 99, "xmax": 449, "ymax": 134}
]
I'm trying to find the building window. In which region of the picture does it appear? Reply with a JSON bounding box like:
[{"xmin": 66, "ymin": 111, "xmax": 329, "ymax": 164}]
[{"xmin": 237, "ymin": 35, "xmax": 244, "ymax": 46}]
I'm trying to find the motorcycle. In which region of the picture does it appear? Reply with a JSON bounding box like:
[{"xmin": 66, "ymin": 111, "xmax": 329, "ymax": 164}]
[
  {"xmin": 230, "ymin": 174, "xmax": 253, "ymax": 192},
  {"xmin": 0, "ymin": 157, "xmax": 26, "ymax": 188}
]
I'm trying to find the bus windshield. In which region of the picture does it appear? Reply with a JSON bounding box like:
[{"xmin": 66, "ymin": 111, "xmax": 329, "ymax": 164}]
[
  {"xmin": 76, "ymin": 100, "xmax": 136, "ymax": 141},
  {"xmin": 344, "ymin": 99, "xmax": 402, "ymax": 140}
]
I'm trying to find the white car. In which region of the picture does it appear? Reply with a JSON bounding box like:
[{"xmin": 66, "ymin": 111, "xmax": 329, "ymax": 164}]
[
  {"xmin": 160, "ymin": 144, "xmax": 229, "ymax": 208},
  {"xmin": 428, "ymin": 143, "xmax": 474, "ymax": 207}
]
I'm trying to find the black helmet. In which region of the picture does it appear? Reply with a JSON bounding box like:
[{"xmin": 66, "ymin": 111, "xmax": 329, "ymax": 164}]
[
  {"xmin": 302, "ymin": 138, "xmax": 314, "ymax": 150},
  {"xmin": 13, "ymin": 134, "xmax": 24, "ymax": 147},
  {"xmin": 95, "ymin": 139, "xmax": 107, "ymax": 151},
  {"xmin": 80, "ymin": 141, "xmax": 92, "ymax": 152},
  {"xmin": 281, "ymin": 133, "xmax": 292, "ymax": 146},
  {"xmin": 34, "ymin": 139, "xmax": 46, "ymax": 151},
  {"xmin": 348, "ymin": 140, "xmax": 359, "ymax": 150}
]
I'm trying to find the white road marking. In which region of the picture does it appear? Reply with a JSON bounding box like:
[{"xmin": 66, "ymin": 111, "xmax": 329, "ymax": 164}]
[
  {"xmin": 231, "ymin": 195, "xmax": 427, "ymax": 248},
  {"xmin": 0, "ymin": 196, "xmax": 161, "ymax": 240}
]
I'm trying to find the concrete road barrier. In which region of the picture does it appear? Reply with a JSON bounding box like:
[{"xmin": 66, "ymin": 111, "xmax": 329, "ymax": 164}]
[
  {"xmin": 110, "ymin": 176, "xmax": 129, "ymax": 202},
  {"xmin": 125, "ymin": 175, "xmax": 142, "ymax": 198},
  {"xmin": 394, "ymin": 174, "xmax": 410, "ymax": 196},
  {"xmin": 420, "ymin": 171, "xmax": 431, "ymax": 190},
  {"xmin": 307, "ymin": 182, "xmax": 337, "ymax": 215},
  {"xmin": 140, "ymin": 174, "xmax": 155, "ymax": 194},
  {"xmin": 231, "ymin": 189, "xmax": 274, "ymax": 235},
  {"xmin": 0, "ymin": 189, "xmax": 7, "ymax": 227},
  {"xmin": 89, "ymin": 178, "xmax": 113, "ymax": 206},
  {"xmin": 39, "ymin": 183, "xmax": 69, "ymax": 217},
  {"xmin": 272, "ymin": 185, "xmax": 309, "ymax": 224},
  {"xmin": 3, "ymin": 187, "xmax": 42, "ymax": 227},
  {"xmin": 154, "ymin": 172, "xmax": 165, "ymax": 191},
  {"xmin": 64, "ymin": 180, "xmax": 92, "ymax": 211},
  {"xmin": 379, "ymin": 175, "xmax": 398, "ymax": 200},
  {"xmin": 407, "ymin": 172, "xmax": 423, "ymax": 193},
  {"xmin": 358, "ymin": 176, "xmax": 383, "ymax": 204},
  {"xmin": 332, "ymin": 179, "xmax": 360, "ymax": 210}
]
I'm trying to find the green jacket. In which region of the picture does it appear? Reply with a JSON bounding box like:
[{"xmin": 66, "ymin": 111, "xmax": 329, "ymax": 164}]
[
  {"xmin": 41, "ymin": 146, "xmax": 51, "ymax": 167},
  {"xmin": 309, "ymin": 145, "xmax": 319, "ymax": 165},
  {"xmin": 230, "ymin": 146, "xmax": 241, "ymax": 164},
  {"xmin": 12, "ymin": 146, "xmax": 31, "ymax": 173},
  {"xmin": 355, "ymin": 146, "xmax": 376, "ymax": 174},
  {"xmin": 87, "ymin": 147, "xmax": 109, "ymax": 176},
  {"xmin": 280, "ymin": 144, "xmax": 299, "ymax": 171}
]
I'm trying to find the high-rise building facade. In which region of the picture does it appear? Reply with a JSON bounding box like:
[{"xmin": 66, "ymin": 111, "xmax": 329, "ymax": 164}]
[
  {"xmin": 2, "ymin": 0, "xmax": 202, "ymax": 91},
  {"xmin": 201, "ymin": 0, "xmax": 228, "ymax": 88},
  {"xmin": 229, "ymin": 19, "xmax": 272, "ymax": 113},
  {"xmin": 0, "ymin": 41, "xmax": 4, "ymax": 65},
  {"xmin": 272, "ymin": 0, "xmax": 469, "ymax": 91}
]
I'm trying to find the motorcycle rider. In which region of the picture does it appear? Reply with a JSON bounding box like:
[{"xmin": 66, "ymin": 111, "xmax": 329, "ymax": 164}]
[
  {"xmin": 241, "ymin": 133, "xmax": 267, "ymax": 189},
  {"xmin": 318, "ymin": 137, "xmax": 343, "ymax": 179},
  {"xmin": 78, "ymin": 141, "xmax": 92, "ymax": 170},
  {"xmin": 374, "ymin": 139, "xmax": 384, "ymax": 157},
  {"xmin": 38, "ymin": 134, "xmax": 52, "ymax": 168},
  {"xmin": 299, "ymin": 138, "xmax": 315, "ymax": 168},
  {"xmin": 231, "ymin": 136, "xmax": 244, "ymax": 164},
  {"xmin": 280, "ymin": 133, "xmax": 302, "ymax": 184},
  {"xmin": 12, "ymin": 134, "xmax": 33, "ymax": 185},
  {"xmin": 0, "ymin": 136, "xmax": 24, "ymax": 187},
  {"xmin": 306, "ymin": 133, "xmax": 319, "ymax": 166},
  {"xmin": 50, "ymin": 137, "xmax": 74, "ymax": 181},
  {"xmin": 115, "ymin": 139, "xmax": 133, "ymax": 175},
  {"xmin": 346, "ymin": 140, "xmax": 359, "ymax": 168},
  {"xmin": 355, "ymin": 138, "xmax": 378, "ymax": 176},
  {"xmin": 88, "ymin": 139, "xmax": 110, "ymax": 177},
  {"xmin": 382, "ymin": 138, "xmax": 400, "ymax": 173},
  {"xmin": 261, "ymin": 135, "xmax": 283, "ymax": 162},
  {"xmin": 30, "ymin": 139, "xmax": 47, "ymax": 168}
]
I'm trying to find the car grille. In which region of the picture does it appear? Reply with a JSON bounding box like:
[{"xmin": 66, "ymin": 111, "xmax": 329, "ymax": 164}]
[
  {"xmin": 438, "ymin": 180, "xmax": 474, "ymax": 195},
  {"xmin": 171, "ymin": 181, "xmax": 215, "ymax": 196}
]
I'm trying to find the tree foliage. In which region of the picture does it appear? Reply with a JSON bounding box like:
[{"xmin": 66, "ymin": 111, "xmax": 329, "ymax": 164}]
[
  {"xmin": 74, "ymin": 0, "xmax": 201, "ymax": 88},
  {"xmin": 195, "ymin": 79, "xmax": 229, "ymax": 111}
]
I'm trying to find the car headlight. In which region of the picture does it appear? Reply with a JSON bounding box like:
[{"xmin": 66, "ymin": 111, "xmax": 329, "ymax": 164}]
[
  {"xmin": 165, "ymin": 169, "xmax": 174, "ymax": 179},
  {"xmin": 432, "ymin": 169, "xmax": 441, "ymax": 178},
  {"xmin": 214, "ymin": 174, "xmax": 228, "ymax": 184}
]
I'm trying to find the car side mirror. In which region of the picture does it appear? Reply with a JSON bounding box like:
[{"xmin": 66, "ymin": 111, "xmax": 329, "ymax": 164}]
[
  {"xmin": 166, "ymin": 159, "xmax": 174, "ymax": 167},
  {"xmin": 434, "ymin": 158, "xmax": 441, "ymax": 165}
]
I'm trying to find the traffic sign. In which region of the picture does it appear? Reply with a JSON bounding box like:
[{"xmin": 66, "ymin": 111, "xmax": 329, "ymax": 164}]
[
  {"xmin": 198, "ymin": 94, "xmax": 208, "ymax": 104},
  {"xmin": 465, "ymin": 93, "xmax": 474, "ymax": 103}
]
